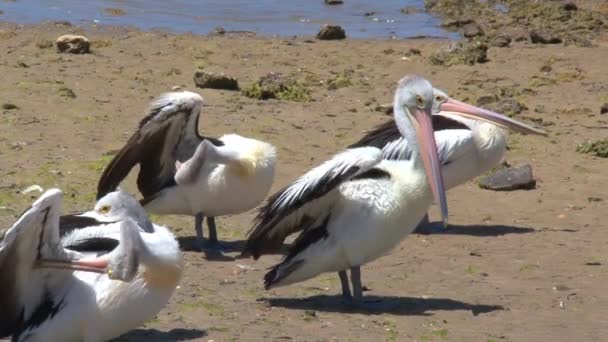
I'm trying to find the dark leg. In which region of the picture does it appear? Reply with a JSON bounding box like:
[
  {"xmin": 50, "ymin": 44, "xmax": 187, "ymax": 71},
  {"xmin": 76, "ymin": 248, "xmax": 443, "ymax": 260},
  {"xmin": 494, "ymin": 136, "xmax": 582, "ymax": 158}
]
[
  {"xmin": 351, "ymin": 266, "xmax": 363, "ymax": 302},
  {"xmin": 338, "ymin": 270, "xmax": 352, "ymax": 300},
  {"xmin": 207, "ymin": 216, "xmax": 218, "ymax": 244},
  {"xmin": 195, "ymin": 213, "xmax": 205, "ymax": 247},
  {"xmin": 201, "ymin": 217, "xmax": 227, "ymax": 255}
]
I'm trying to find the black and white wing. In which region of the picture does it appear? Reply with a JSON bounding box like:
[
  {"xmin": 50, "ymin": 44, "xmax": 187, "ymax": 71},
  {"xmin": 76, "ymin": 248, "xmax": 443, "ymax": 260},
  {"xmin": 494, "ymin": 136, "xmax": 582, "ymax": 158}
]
[
  {"xmin": 97, "ymin": 91, "xmax": 223, "ymax": 200},
  {"xmin": 0, "ymin": 189, "xmax": 68, "ymax": 339},
  {"xmin": 349, "ymin": 115, "xmax": 471, "ymax": 163},
  {"xmin": 243, "ymin": 147, "xmax": 382, "ymax": 259}
]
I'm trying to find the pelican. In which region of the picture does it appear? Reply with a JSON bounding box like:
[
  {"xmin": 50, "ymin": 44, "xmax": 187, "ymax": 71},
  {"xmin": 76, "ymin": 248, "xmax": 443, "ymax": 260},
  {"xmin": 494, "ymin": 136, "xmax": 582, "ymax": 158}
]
[
  {"xmin": 0, "ymin": 189, "xmax": 182, "ymax": 341},
  {"xmin": 350, "ymin": 88, "xmax": 546, "ymax": 230},
  {"xmin": 241, "ymin": 75, "xmax": 449, "ymax": 304},
  {"xmin": 96, "ymin": 91, "xmax": 277, "ymax": 253},
  {"xmin": 242, "ymin": 75, "xmax": 543, "ymax": 303}
]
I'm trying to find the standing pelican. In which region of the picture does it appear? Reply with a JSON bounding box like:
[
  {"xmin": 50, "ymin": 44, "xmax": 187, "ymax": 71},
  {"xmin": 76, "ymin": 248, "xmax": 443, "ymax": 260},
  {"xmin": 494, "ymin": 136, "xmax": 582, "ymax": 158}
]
[
  {"xmin": 242, "ymin": 75, "xmax": 449, "ymax": 304},
  {"xmin": 350, "ymin": 88, "xmax": 546, "ymax": 230},
  {"xmin": 0, "ymin": 189, "xmax": 182, "ymax": 341},
  {"xmin": 243, "ymin": 75, "xmax": 542, "ymax": 303},
  {"xmin": 96, "ymin": 91, "xmax": 277, "ymax": 253}
]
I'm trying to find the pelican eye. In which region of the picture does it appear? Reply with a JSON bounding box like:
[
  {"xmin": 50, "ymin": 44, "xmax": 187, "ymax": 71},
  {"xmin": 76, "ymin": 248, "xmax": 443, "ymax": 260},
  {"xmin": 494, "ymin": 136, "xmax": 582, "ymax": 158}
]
[
  {"xmin": 99, "ymin": 205, "xmax": 111, "ymax": 214},
  {"xmin": 434, "ymin": 95, "xmax": 445, "ymax": 103},
  {"xmin": 416, "ymin": 95, "xmax": 425, "ymax": 108}
]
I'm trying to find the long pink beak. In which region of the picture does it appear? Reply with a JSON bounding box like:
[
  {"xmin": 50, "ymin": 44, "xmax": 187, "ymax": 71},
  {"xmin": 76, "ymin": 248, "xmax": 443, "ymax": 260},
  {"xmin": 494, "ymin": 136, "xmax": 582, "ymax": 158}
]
[
  {"xmin": 440, "ymin": 98, "xmax": 547, "ymax": 136},
  {"xmin": 413, "ymin": 108, "xmax": 448, "ymax": 227},
  {"xmin": 37, "ymin": 256, "xmax": 109, "ymax": 274}
]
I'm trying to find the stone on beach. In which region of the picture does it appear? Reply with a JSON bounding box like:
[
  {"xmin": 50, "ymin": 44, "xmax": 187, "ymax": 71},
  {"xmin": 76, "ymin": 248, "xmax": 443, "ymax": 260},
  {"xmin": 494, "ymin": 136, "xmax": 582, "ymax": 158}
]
[
  {"xmin": 479, "ymin": 164, "xmax": 536, "ymax": 191},
  {"xmin": 317, "ymin": 25, "xmax": 346, "ymax": 40},
  {"xmin": 56, "ymin": 34, "xmax": 90, "ymax": 54},
  {"xmin": 193, "ymin": 71, "xmax": 239, "ymax": 90}
]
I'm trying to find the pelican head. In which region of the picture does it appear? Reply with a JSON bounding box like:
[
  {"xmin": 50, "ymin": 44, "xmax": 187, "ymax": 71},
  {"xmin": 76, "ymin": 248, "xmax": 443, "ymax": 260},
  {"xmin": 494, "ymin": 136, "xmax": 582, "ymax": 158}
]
[
  {"xmin": 394, "ymin": 75, "xmax": 449, "ymax": 227},
  {"xmin": 37, "ymin": 217, "xmax": 145, "ymax": 282},
  {"xmin": 81, "ymin": 189, "xmax": 154, "ymax": 233}
]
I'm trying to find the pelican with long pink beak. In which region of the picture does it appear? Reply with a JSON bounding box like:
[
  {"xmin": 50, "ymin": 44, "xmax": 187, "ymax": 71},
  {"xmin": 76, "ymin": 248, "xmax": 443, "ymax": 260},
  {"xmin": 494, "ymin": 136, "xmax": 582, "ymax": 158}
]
[
  {"xmin": 242, "ymin": 75, "xmax": 515, "ymax": 304},
  {"xmin": 350, "ymin": 88, "xmax": 546, "ymax": 231}
]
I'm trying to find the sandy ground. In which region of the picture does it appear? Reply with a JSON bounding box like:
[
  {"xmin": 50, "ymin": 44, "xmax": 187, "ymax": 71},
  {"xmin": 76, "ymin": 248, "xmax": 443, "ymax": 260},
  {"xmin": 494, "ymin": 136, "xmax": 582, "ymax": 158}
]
[{"xmin": 1, "ymin": 19, "xmax": 608, "ymax": 342}]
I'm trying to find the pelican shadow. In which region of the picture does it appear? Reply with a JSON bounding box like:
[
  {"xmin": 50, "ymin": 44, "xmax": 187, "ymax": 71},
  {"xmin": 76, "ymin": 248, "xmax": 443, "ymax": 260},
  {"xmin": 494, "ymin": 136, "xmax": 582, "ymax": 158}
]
[
  {"xmin": 177, "ymin": 236, "xmax": 246, "ymax": 253},
  {"xmin": 113, "ymin": 328, "xmax": 206, "ymax": 341},
  {"xmin": 414, "ymin": 223, "xmax": 536, "ymax": 236},
  {"xmin": 178, "ymin": 236, "xmax": 293, "ymax": 256},
  {"xmin": 263, "ymin": 295, "xmax": 503, "ymax": 316}
]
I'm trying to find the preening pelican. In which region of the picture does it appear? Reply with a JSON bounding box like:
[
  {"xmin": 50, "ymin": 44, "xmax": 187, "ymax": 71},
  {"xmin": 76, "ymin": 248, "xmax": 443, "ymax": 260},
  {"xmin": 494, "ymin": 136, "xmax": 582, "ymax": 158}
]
[
  {"xmin": 0, "ymin": 189, "xmax": 182, "ymax": 341},
  {"xmin": 350, "ymin": 88, "xmax": 546, "ymax": 229},
  {"xmin": 96, "ymin": 91, "xmax": 277, "ymax": 253}
]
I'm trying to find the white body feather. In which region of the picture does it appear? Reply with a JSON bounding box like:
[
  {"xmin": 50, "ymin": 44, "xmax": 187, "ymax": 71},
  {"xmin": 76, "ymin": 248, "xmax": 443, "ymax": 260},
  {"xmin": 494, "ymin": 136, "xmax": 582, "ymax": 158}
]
[
  {"xmin": 2, "ymin": 190, "xmax": 182, "ymax": 342},
  {"xmin": 144, "ymin": 134, "xmax": 277, "ymax": 217},
  {"xmin": 270, "ymin": 159, "xmax": 430, "ymax": 287}
]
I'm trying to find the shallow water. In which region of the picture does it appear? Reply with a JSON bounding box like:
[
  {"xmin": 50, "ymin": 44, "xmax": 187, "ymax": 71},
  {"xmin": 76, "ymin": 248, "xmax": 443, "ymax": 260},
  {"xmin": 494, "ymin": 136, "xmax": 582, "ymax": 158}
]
[{"xmin": 1, "ymin": 0, "xmax": 459, "ymax": 39}]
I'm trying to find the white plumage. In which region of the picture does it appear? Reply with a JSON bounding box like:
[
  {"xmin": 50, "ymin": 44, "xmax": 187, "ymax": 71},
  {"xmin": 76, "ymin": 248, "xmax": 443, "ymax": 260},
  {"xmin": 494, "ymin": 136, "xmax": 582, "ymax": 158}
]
[
  {"xmin": 0, "ymin": 189, "xmax": 182, "ymax": 341},
  {"xmin": 97, "ymin": 91, "xmax": 277, "ymax": 252}
]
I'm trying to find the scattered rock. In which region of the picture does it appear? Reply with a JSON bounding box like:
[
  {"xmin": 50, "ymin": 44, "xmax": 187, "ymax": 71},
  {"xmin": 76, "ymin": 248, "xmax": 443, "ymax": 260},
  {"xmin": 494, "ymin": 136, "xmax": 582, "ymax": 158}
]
[
  {"xmin": 325, "ymin": 0, "xmax": 343, "ymax": 4},
  {"xmin": 52, "ymin": 20, "xmax": 72, "ymax": 27},
  {"xmin": 490, "ymin": 34, "xmax": 511, "ymax": 47},
  {"xmin": 375, "ymin": 103, "xmax": 393, "ymax": 115},
  {"xmin": 193, "ymin": 71, "xmax": 239, "ymax": 90},
  {"xmin": 563, "ymin": 35, "xmax": 592, "ymax": 47},
  {"xmin": 58, "ymin": 86, "xmax": 76, "ymax": 98},
  {"xmin": 601, "ymin": 103, "xmax": 608, "ymax": 114},
  {"xmin": 479, "ymin": 164, "xmax": 536, "ymax": 191},
  {"xmin": 2, "ymin": 103, "xmax": 18, "ymax": 110},
  {"xmin": 103, "ymin": 8, "xmax": 126, "ymax": 16},
  {"xmin": 56, "ymin": 34, "xmax": 90, "ymax": 54},
  {"xmin": 540, "ymin": 64, "xmax": 552, "ymax": 73},
  {"xmin": 242, "ymin": 72, "xmax": 310, "ymax": 102},
  {"xmin": 476, "ymin": 95, "xmax": 498, "ymax": 107},
  {"xmin": 561, "ymin": 2, "xmax": 578, "ymax": 11},
  {"xmin": 316, "ymin": 25, "xmax": 346, "ymax": 40},
  {"xmin": 363, "ymin": 11, "xmax": 376, "ymax": 17},
  {"xmin": 530, "ymin": 30, "xmax": 562, "ymax": 44},
  {"xmin": 576, "ymin": 139, "xmax": 608, "ymax": 158},
  {"xmin": 401, "ymin": 6, "xmax": 421, "ymax": 14},
  {"xmin": 462, "ymin": 23, "xmax": 484, "ymax": 38},
  {"xmin": 489, "ymin": 98, "xmax": 524, "ymax": 117},
  {"xmin": 211, "ymin": 26, "xmax": 226, "ymax": 35},
  {"xmin": 440, "ymin": 18, "xmax": 473, "ymax": 29},
  {"xmin": 588, "ymin": 197, "xmax": 603, "ymax": 202},
  {"xmin": 406, "ymin": 48, "xmax": 422, "ymax": 56},
  {"xmin": 429, "ymin": 41, "xmax": 487, "ymax": 66}
]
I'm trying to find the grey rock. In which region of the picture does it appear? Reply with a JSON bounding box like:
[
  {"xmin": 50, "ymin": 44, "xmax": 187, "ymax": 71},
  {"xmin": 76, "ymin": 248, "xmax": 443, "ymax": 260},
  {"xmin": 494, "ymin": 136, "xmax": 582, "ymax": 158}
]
[
  {"xmin": 479, "ymin": 164, "xmax": 536, "ymax": 191},
  {"xmin": 401, "ymin": 6, "xmax": 422, "ymax": 14},
  {"xmin": 491, "ymin": 98, "xmax": 524, "ymax": 117},
  {"xmin": 429, "ymin": 41, "xmax": 488, "ymax": 66},
  {"xmin": 316, "ymin": 25, "xmax": 346, "ymax": 40},
  {"xmin": 476, "ymin": 95, "xmax": 498, "ymax": 107},
  {"xmin": 193, "ymin": 71, "xmax": 239, "ymax": 90},
  {"xmin": 56, "ymin": 34, "xmax": 90, "ymax": 54},
  {"xmin": 441, "ymin": 18, "xmax": 473, "ymax": 29},
  {"xmin": 463, "ymin": 23, "xmax": 484, "ymax": 38},
  {"xmin": 490, "ymin": 35, "xmax": 511, "ymax": 47},
  {"xmin": 530, "ymin": 30, "xmax": 562, "ymax": 44}
]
